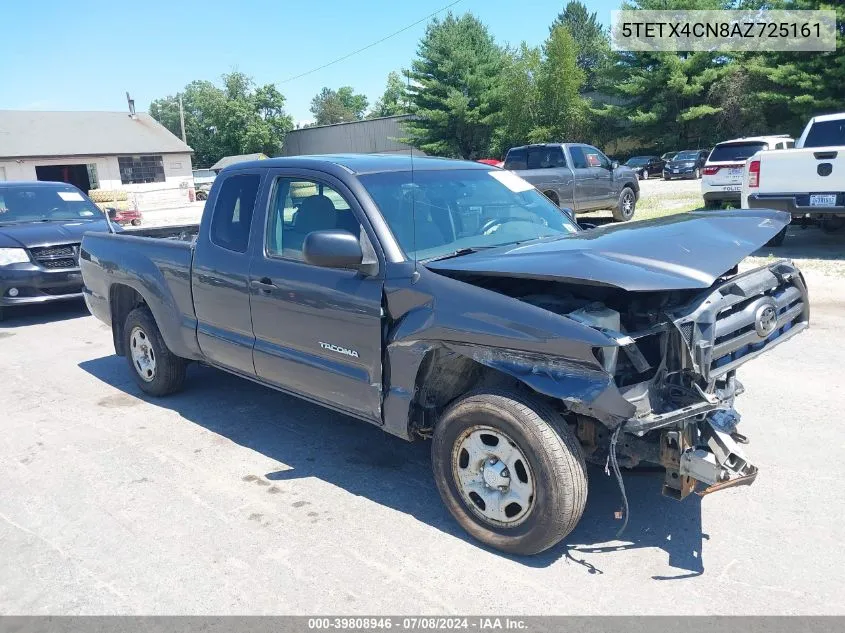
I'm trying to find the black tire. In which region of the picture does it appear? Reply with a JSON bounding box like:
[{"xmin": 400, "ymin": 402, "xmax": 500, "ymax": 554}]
[
  {"xmin": 820, "ymin": 216, "xmax": 845, "ymax": 234},
  {"xmin": 431, "ymin": 389, "xmax": 587, "ymax": 555},
  {"xmin": 0, "ymin": 306, "xmax": 5, "ymax": 322},
  {"xmin": 542, "ymin": 190, "xmax": 559, "ymax": 207},
  {"xmin": 642, "ymin": 169, "xmax": 649, "ymax": 180},
  {"xmin": 765, "ymin": 226, "xmax": 787, "ymax": 247},
  {"xmin": 612, "ymin": 186, "xmax": 636, "ymax": 222},
  {"xmin": 196, "ymin": 191, "xmax": 208, "ymax": 201},
  {"xmin": 123, "ymin": 306, "xmax": 186, "ymax": 396},
  {"xmin": 694, "ymin": 167, "xmax": 701, "ymax": 179}
]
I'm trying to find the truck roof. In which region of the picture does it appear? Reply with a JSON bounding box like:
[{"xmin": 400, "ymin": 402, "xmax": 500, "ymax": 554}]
[
  {"xmin": 222, "ymin": 153, "xmax": 492, "ymax": 176},
  {"xmin": 807, "ymin": 112, "xmax": 845, "ymax": 123}
]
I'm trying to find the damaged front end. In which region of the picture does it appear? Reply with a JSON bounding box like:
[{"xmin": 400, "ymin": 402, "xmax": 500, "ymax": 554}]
[{"xmin": 576, "ymin": 259, "xmax": 808, "ymax": 499}]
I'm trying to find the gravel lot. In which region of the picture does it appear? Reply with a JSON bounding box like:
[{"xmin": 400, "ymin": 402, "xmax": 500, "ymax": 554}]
[{"xmin": 2, "ymin": 178, "xmax": 844, "ymax": 615}]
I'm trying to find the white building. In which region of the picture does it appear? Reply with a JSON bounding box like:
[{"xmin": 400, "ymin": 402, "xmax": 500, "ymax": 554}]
[{"xmin": 0, "ymin": 110, "xmax": 194, "ymax": 210}]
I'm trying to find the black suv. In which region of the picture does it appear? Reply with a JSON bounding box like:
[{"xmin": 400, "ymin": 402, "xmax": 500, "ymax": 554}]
[{"xmin": 663, "ymin": 149, "xmax": 709, "ymax": 180}]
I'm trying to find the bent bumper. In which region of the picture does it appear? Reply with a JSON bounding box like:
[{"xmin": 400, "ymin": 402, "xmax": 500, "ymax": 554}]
[{"xmin": 0, "ymin": 266, "xmax": 84, "ymax": 306}]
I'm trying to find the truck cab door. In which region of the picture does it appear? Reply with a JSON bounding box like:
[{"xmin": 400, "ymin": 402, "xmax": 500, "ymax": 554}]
[
  {"xmin": 568, "ymin": 145, "xmax": 596, "ymax": 211},
  {"xmin": 583, "ymin": 146, "xmax": 615, "ymax": 205},
  {"xmin": 192, "ymin": 170, "xmax": 263, "ymax": 376},
  {"xmin": 247, "ymin": 169, "xmax": 384, "ymax": 423},
  {"xmin": 525, "ymin": 146, "xmax": 573, "ymax": 207}
]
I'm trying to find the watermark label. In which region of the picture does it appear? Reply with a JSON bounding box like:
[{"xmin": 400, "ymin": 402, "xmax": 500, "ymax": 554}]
[{"xmin": 611, "ymin": 10, "xmax": 837, "ymax": 52}]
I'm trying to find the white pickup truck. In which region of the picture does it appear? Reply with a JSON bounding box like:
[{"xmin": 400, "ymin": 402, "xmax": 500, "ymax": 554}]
[{"xmin": 742, "ymin": 112, "xmax": 845, "ymax": 245}]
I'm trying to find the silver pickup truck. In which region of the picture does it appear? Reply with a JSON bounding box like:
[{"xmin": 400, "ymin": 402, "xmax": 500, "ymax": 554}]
[{"xmin": 504, "ymin": 143, "xmax": 640, "ymax": 221}]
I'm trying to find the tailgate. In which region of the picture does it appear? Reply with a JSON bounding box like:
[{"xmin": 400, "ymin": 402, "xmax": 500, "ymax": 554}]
[{"xmin": 757, "ymin": 147, "xmax": 844, "ymax": 194}]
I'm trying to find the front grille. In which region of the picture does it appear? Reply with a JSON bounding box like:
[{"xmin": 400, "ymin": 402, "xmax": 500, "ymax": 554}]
[
  {"xmin": 29, "ymin": 243, "xmax": 80, "ymax": 270},
  {"xmin": 673, "ymin": 260, "xmax": 808, "ymax": 380}
]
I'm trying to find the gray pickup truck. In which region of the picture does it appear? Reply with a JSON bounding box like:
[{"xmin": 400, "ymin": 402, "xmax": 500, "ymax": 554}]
[
  {"xmin": 503, "ymin": 143, "xmax": 640, "ymax": 221},
  {"xmin": 80, "ymin": 154, "xmax": 806, "ymax": 555}
]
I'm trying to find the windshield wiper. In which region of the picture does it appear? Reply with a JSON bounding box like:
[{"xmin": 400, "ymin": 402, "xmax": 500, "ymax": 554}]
[{"xmin": 422, "ymin": 246, "xmax": 496, "ymax": 263}]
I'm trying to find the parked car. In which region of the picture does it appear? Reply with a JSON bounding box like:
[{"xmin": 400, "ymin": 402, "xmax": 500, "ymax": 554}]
[
  {"xmin": 504, "ymin": 143, "xmax": 640, "ymax": 221},
  {"xmin": 0, "ymin": 181, "xmax": 113, "ymax": 321},
  {"xmin": 663, "ymin": 149, "xmax": 709, "ymax": 180},
  {"xmin": 475, "ymin": 158, "xmax": 503, "ymax": 168},
  {"xmin": 625, "ymin": 155, "xmax": 665, "ymax": 180},
  {"xmin": 661, "ymin": 151, "xmax": 678, "ymax": 162},
  {"xmin": 742, "ymin": 112, "xmax": 845, "ymax": 244},
  {"xmin": 702, "ymin": 136, "xmax": 793, "ymax": 209},
  {"xmin": 193, "ymin": 169, "xmax": 216, "ymax": 201},
  {"xmin": 81, "ymin": 154, "xmax": 806, "ymax": 555}
]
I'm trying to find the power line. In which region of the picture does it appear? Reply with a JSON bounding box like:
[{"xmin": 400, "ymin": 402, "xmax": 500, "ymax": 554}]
[{"xmin": 280, "ymin": 0, "xmax": 462, "ymax": 83}]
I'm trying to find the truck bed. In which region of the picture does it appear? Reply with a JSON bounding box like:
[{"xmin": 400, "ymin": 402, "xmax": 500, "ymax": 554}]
[
  {"xmin": 122, "ymin": 224, "xmax": 199, "ymax": 241},
  {"xmin": 80, "ymin": 229, "xmax": 201, "ymax": 360}
]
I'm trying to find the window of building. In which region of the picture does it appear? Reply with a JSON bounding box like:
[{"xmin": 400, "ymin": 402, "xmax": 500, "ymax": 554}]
[
  {"xmin": 266, "ymin": 177, "xmax": 361, "ymax": 264},
  {"xmin": 118, "ymin": 155, "xmax": 165, "ymax": 184},
  {"xmin": 209, "ymin": 174, "xmax": 261, "ymax": 253}
]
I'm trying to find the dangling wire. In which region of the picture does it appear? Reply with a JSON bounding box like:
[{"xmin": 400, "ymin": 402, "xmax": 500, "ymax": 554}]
[{"xmin": 609, "ymin": 425, "xmax": 629, "ymax": 538}]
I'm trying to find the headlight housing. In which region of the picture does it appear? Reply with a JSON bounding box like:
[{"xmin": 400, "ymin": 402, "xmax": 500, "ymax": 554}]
[{"xmin": 0, "ymin": 248, "xmax": 30, "ymax": 266}]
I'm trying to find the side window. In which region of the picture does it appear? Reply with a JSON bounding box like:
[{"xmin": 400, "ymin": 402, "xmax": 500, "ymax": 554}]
[
  {"xmin": 209, "ymin": 174, "xmax": 261, "ymax": 253},
  {"xmin": 569, "ymin": 146, "xmax": 588, "ymax": 169},
  {"xmin": 266, "ymin": 177, "xmax": 361, "ymax": 264},
  {"xmin": 786, "ymin": 140, "xmax": 795, "ymax": 148},
  {"xmin": 584, "ymin": 146, "xmax": 610, "ymax": 169},
  {"xmin": 504, "ymin": 148, "xmax": 527, "ymax": 170},
  {"xmin": 526, "ymin": 148, "xmax": 544, "ymax": 169}
]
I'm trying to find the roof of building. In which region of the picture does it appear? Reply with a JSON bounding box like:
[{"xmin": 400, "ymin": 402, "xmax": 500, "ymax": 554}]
[
  {"xmin": 224, "ymin": 153, "xmax": 489, "ymax": 175},
  {"xmin": 210, "ymin": 153, "xmax": 269, "ymax": 170},
  {"xmin": 0, "ymin": 110, "xmax": 192, "ymax": 158}
]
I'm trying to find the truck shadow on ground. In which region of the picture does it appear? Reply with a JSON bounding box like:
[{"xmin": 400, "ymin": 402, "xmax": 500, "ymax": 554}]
[
  {"xmin": 79, "ymin": 356, "xmax": 706, "ymax": 577},
  {"xmin": 0, "ymin": 299, "xmax": 89, "ymax": 329}
]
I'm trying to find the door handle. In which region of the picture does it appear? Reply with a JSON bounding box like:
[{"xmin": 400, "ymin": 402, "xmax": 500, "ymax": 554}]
[{"xmin": 253, "ymin": 277, "xmax": 277, "ymax": 294}]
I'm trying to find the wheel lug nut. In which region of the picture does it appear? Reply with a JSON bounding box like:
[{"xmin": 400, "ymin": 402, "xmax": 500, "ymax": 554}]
[
  {"xmin": 489, "ymin": 457, "xmax": 497, "ymax": 464},
  {"xmin": 501, "ymin": 469, "xmax": 509, "ymax": 478}
]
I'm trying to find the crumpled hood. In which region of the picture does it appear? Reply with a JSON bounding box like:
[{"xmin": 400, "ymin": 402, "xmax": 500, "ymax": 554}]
[
  {"xmin": 426, "ymin": 209, "xmax": 790, "ymax": 292},
  {"xmin": 0, "ymin": 219, "xmax": 110, "ymax": 249}
]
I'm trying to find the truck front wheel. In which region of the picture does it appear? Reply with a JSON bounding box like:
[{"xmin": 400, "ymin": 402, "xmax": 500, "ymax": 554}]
[
  {"xmin": 123, "ymin": 307, "xmax": 187, "ymax": 396},
  {"xmin": 431, "ymin": 390, "xmax": 587, "ymax": 555},
  {"xmin": 612, "ymin": 186, "xmax": 636, "ymax": 221}
]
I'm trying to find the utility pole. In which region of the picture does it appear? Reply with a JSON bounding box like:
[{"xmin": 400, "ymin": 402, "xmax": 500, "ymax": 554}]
[{"xmin": 178, "ymin": 94, "xmax": 187, "ymax": 144}]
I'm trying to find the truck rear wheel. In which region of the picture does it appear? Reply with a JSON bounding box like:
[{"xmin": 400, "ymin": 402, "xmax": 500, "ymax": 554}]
[
  {"xmin": 123, "ymin": 307, "xmax": 186, "ymax": 396},
  {"xmin": 612, "ymin": 186, "xmax": 636, "ymax": 222},
  {"xmin": 431, "ymin": 389, "xmax": 587, "ymax": 555}
]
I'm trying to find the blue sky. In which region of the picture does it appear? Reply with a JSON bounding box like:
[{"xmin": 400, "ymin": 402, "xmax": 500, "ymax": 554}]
[{"xmin": 1, "ymin": 0, "xmax": 619, "ymax": 124}]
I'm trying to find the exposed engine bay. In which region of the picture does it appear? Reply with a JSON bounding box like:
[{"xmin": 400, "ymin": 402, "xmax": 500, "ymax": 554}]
[{"xmin": 436, "ymin": 259, "xmax": 809, "ymax": 501}]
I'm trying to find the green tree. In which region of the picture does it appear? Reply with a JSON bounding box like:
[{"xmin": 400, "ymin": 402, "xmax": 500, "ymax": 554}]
[
  {"xmin": 597, "ymin": 0, "xmax": 733, "ymax": 150},
  {"xmin": 550, "ymin": 1, "xmax": 610, "ymax": 92},
  {"xmin": 491, "ymin": 44, "xmax": 542, "ymax": 156},
  {"xmin": 404, "ymin": 12, "xmax": 504, "ymax": 158},
  {"xmin": 149, "ymin": 72, "xmax": 293, "ymax": 167},
  {"xmin": 741, "ymin": 0, "xmax": 845, "ymax": 135},
  {"xmin": 310, "ymin": 86, "xmax": 369, "ymax": 125},
  {"xmin": 368, "ymin": 71, "xmax": 409, "ymax": 118},
  {"xmin": 532, "ymin": 25, "xmax": 589, "ymax": 143}
]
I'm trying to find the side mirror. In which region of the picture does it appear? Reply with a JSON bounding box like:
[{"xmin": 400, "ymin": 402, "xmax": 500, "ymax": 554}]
[
  {"xmin": 303, "ymin": 230, "xmax": 364, "ymax": 270},
  {"xmin": 611, "ymin": 160, "xmax": 619, "ymax": 169}
]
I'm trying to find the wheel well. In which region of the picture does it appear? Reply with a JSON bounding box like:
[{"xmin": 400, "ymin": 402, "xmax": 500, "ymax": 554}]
[
  {"xmin": 110, "ymin": 284, "xmax": 146, "ymax": 356},
  {"xmin": 543, "ymin": 190, "xmax": 559, "ymax": 205},
  {"xmin": 410, "ymin": 349, "xmax": 533, "ymax": 436}
]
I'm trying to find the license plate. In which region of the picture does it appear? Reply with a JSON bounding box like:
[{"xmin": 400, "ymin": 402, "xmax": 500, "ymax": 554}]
[
  {"xmin": 729, "ymin": 168, "xmax": 743, "ymax": 176},
  {"xmin": 810, "ymin": 194, "xmax": 837, "ymax": 206},
  {"xmin": 672, "ymin": 169, "xmax": 679, "ymax": 173}
]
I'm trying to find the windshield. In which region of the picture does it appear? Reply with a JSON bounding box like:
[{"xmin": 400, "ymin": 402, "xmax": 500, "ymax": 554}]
[
  {"xmin": 358, "ymin": 169, "xmax": 579, "ymax": 261},
  {"xmin": 673, "ymin": 151, "xmax": 698, "ymax": 161},
  {"xmin": 0, "ymin": 185, "xmax": 102, "ymax": 224},
  {"xmin": 803, "ymin": 119, "xmax": 845, "ymax": 148},
  {"xmin": 626, "ymin": 157, "xmax": 650, "ymax": 166},
  {"xmin": 709, "ymin": 142, "xmax": 767, "ymax": 162}
]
